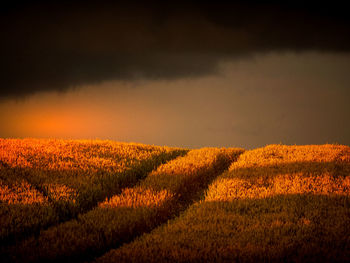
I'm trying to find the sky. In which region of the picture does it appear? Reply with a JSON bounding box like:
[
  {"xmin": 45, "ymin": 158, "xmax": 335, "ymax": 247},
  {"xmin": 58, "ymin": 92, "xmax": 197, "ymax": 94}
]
[{"xmin": 1, "ymin": 1, "xmax": 349, "ymax": 149}]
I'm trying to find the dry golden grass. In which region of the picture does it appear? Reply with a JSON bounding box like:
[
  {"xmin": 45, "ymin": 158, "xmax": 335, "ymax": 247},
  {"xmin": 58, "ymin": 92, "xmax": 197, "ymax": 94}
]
[
  {"xmin": 206, "ymin": 173, "xmax": 350, "ymax": 201},
  {"xmin": 0, "ymin": 180, "xmax": 48, "ymax": 205},
  {"xmin": 0, "ymin": 138, "xmax": 167, "ymax": 172},
  {"xmin": 2, "ymin": 141, "xmax": 350, "ymax": 263},
  {"xmin": 96, "ymin": 144, "xmax": 350, "ymax": 263},
  {"xmin": 231, "ymin": 144, "xmax": 348, "ymax": 167},
  {"xmin": 99, "ymin": 187, "xmax": 173, "ymax": 209},
  {"xmin": 207, "ymin": 144, "xmax": 350, "ymax": 201}
]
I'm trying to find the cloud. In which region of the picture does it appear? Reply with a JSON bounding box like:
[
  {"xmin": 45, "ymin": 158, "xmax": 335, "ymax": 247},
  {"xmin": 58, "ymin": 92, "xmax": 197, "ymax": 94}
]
[{"xmin": 1, "ymin": 1, "xmax": 350, "ymax": 98}]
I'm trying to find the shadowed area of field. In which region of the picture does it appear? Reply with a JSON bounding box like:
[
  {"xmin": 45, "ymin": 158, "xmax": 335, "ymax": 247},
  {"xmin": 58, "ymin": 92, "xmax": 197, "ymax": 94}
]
[{"xmin": 95, "ymin": 194, "xmax": 350, "ymax": 263}]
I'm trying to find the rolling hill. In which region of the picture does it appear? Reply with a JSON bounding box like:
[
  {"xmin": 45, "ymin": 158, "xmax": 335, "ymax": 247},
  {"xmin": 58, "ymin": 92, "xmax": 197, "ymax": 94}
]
[{"xmin": 1, "ymin": 139, "xmax": 349, "ymax": 262}]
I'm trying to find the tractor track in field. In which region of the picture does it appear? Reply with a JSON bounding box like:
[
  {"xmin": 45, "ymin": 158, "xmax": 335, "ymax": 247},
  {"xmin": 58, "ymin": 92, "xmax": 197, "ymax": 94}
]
[
  {"xmin": 1, "ymin": 150, "xmax": 186, "ymax": 257},
  {"xmin": 3, "ymin": 148, "xmax": 244, "ymax": 263},
  {"xmin": 83, "ymin": 153, "xmax": 241, "ymax": 263},
  {"xmin": 79, "ymin": 149, "xmax": 243, "ymax": 263}
]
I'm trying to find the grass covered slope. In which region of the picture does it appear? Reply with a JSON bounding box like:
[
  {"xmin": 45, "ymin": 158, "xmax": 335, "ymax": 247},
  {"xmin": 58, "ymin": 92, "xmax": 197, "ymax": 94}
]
[
  {"xmin": 96, "ymin": 144, "xmax": 350, "ymax": 263},
  {"xmin": 7, "ymin": 147, "xmax": 243, "ymax": 263},
  {"xmin": 0, "ymin": 139, "xmax": 186, "ymax": 246}
]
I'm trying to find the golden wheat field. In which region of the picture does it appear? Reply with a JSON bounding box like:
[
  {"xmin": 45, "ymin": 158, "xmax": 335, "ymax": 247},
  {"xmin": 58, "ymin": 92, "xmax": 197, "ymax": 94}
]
[{"xmin": 1, "ymin": 139, "xmax": 349, "ymax": 262}]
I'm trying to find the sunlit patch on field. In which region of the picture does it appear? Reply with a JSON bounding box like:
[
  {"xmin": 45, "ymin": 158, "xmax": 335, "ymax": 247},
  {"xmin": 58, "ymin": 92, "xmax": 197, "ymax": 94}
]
[
  {"xmin": 99, "ymin": 187, "xmax": 174, "ymax": 209},
  {"xmin": 0, "ymin": 180, "xmax": 48, "ymax": 205},
  {"xmin": 206, "ymin": 173, "xmax": 350, "ymax": 201},
  {"xmin": 230, "ymin": 144, "xmax": 349, "ymax": 168},
  {"xmin": 206, "ymin": 144, "xmax": 350, "ymax": 201},
  {"xmin": 0, "ymin": 138, "xmax": 182, "ymax": 175}
]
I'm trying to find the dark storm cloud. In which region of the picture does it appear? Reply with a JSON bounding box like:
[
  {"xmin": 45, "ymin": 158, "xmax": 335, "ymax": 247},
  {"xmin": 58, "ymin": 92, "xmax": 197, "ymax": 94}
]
[{"xmin": 1, "ymin": 1, "xmax": 350, "ymax": 98}]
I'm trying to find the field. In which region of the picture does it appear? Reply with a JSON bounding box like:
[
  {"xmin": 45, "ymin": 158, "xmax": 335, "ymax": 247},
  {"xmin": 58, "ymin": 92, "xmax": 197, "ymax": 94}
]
[{"xmin": 1, "ymin": 139, "xmax": 349, "ymax": 262}]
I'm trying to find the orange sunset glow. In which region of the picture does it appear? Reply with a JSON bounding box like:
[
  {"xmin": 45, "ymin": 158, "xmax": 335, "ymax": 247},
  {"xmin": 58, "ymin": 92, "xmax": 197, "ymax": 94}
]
[
  {"xmin": 1, "ymin": 52, "xmax": 349, "ymax": 149},
  {"xmin": 1, "ymin": 100, "xmax": 100, "ymax": 138}
]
